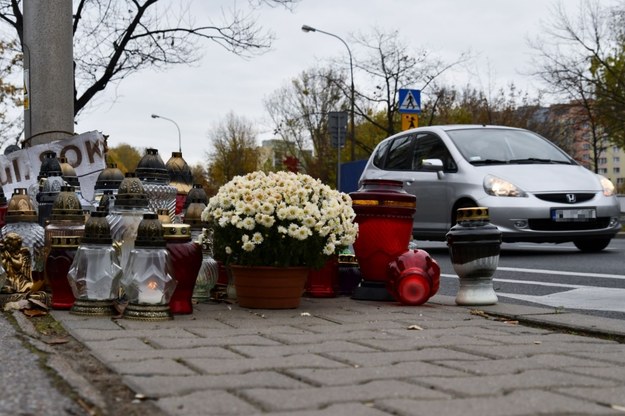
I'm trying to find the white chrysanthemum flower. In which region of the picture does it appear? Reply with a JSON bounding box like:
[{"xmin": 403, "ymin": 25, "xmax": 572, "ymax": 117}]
[
  {"xmin": 252, "ymin": 232, "xmax": 264, "ymax": 244},
  {"xmin": 323, "ymin": 243, "xmax": 335, "ymax": 256},
  {"xmin": 241, "ymin": 217, "xmax": 256, "ymax": 230},
  {"xmin": 242, "ymin": 241, "xmax": 255, "ymax": 252}
]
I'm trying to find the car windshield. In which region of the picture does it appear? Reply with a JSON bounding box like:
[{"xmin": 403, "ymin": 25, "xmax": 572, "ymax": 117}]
[{"xmin": 446, "ymin": 128, "xmax": 574, "ymax": 165}]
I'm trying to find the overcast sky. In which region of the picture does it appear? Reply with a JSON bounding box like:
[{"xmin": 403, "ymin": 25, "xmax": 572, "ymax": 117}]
[{"xmin": 72, "ymin": 0, "xmax": 592, "ymax": 167}]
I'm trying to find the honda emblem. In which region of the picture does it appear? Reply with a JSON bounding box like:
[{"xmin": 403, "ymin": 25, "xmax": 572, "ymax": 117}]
[{"xmin": 566, "ymin": 193, "xmax": 576, "ymax": 203}]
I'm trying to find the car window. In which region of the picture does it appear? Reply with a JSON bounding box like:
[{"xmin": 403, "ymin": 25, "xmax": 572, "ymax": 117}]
[
  {"xmin": 384, "ymin": 135, "xmax": 415, "ymax": 170},
  {"xmin": 372, "ymin": 139, "xmax": 392, "ymax": 168},
  {"xmin": 447, "ymin": 128, "xmax": 574, "ymax": 165},
  {"xmin": 412, "ymin": 133, "xmax": 457, "ymax": 172}
]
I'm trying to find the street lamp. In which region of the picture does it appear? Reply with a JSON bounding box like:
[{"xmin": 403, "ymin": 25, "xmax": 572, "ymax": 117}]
[
  {"xmin": 302, "ymin": 24, "xmax": 355, "ymax": 162},
  {"xmin": 151, "ymin": 114, "xmax": 182, "ymax": 152}
]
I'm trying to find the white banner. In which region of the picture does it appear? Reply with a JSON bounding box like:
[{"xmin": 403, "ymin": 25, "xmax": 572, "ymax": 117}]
[{"xmin": 0, "ymin": 130, "xmax": 107, "ymax": 201}]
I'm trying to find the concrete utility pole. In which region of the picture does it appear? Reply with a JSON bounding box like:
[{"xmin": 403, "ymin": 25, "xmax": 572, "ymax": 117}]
[{"xmin": 23, "ymin": 0, "xmax": 74, "ymax": 146}]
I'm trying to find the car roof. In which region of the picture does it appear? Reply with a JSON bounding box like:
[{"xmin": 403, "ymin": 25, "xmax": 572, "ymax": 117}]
[{"xmin": 376, "ymin": 124, "xmax": 527, "ymax": 146}]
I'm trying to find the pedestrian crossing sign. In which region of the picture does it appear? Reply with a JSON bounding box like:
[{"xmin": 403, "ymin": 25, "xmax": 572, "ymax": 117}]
[{"xmin": 398, "ymin": 89, "xmax": 421, "ymax": 114}]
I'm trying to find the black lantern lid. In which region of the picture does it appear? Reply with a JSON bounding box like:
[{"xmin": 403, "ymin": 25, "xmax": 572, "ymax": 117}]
[
  {"xmin": 135, "ymin": 212, "xmax": 166, "ymax": 247},
  {"xmin": 184, "ymin": 184, "xmax": 208, "ymax": 209},
  {"xmin": 183, "ymin": 200, "xmax": 207, "ymax": 229},
  {"xmin": 94, "ymin": 163, "xmax": 124, "ymax": 190},
  {"xmin": 82, "ymin": 210, "xmax": 113, "ymax": 244},
  {"xmin": 50, "ymin": 186, "xmax": 85, "ymax": 221},
  {"xmin": 6, "ymin": 188, "xmax": 37, "ymax": 223},
  {"xmin": 135, "ymin": 148, "xmax": 169, "ymax": 183},
  {"xmin": 38, "ymin": 150, "xmax": 62, "ymax": 178},
  {"xmin": 114, "ymin": 172, "xmax": 149, "ymax": 209},
  {"xmin": 97, "ymin": 190, "xmax": 115, "ymax": 213},
  {"xmin": 165, "ymin": 151, "xmax": 193, "ymax": 194},
  {"xmin": 58, "ymin": 157, "xmax": 80, "ymax": 188}
]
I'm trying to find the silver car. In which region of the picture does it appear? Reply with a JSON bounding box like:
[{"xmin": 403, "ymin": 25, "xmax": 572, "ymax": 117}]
[{"xmin": 359, "ymin": 125, "xmax": 621, "ymax": 252}]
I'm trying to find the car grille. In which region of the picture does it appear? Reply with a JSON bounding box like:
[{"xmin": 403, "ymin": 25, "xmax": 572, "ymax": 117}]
[
  {"xmin": 528, "ymin": 217, "xmax": 611, "ymax": 231},
  {"xmin": 533, "ymin": 193, "xmax": 596, "ymax": 204}
]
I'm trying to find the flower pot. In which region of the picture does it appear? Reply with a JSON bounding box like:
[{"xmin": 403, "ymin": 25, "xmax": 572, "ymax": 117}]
[{"xmin": 230, "ymin": 265, "xmax": 308, "ymax": 309}]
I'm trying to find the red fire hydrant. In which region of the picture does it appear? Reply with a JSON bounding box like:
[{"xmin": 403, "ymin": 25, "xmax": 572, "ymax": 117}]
[{"xmin": 350, "ymin": 179, "xmax": 416, "ymax": 300}]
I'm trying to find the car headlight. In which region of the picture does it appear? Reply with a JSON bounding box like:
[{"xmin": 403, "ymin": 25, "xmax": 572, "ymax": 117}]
[
  {"xmin": 483, "ymin": 174, "xmax": 527, "ymax": 197},
  {"xmin": 599, "ymin": 175, "xmax": 615, "ymax": 196}
]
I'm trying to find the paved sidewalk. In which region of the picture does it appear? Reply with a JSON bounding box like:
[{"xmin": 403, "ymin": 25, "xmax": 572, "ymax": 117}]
[{"xmin": 51, "ymin": 295, "xmax": 625, "ymax": 416}]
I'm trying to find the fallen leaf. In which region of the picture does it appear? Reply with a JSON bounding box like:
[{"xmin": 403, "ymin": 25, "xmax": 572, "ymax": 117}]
[
  {"xmin": 23, "ymin": 308, "xmax": 48, "ymax": 317},
  {"xmin": 407, "ymin": 324, "xmax": 424, "ymax": 330},
  {"xmin": 533, "ymin": 341, "xmax": 542, "ymax": 345},
  {"xmin": 300, "ymin": 312, "xmax": 311, "ymax": 317},
  {"xmin": 43, "ymin": 337, "xmax": 70, "ymax": 345},
  {"xmin": 470, "ymin": 309, "xmax": 490, "ymax": 319}
]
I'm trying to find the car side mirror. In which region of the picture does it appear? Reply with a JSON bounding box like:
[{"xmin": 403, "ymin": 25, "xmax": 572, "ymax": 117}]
[{"xmin": 421, "ymin": 158, "xmax": 444, "ymax": 171}]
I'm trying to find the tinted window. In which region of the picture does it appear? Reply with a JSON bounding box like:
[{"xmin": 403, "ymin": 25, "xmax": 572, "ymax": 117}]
[
  {"xmin": 412, "ymin": 133, "xmax": 457, "ymax": 171},
  {"xmin": 372, "ymin": 139, "xmax": 392, "ymax": 168},
  {"xmin": 385, "ymin": 135, "xmax": 415, "ymax": 170}
]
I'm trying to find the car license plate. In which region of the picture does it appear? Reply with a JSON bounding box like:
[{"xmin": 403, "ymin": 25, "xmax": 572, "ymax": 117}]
[{"xmin": 551, "ymin": 208, "xmax": 596, "ymax": 222}]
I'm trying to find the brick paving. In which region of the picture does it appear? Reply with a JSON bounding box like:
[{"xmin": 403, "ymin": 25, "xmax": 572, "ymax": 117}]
[{"xmin": 52, "ymin": 295, "xmax": 625, "ymax": 415}]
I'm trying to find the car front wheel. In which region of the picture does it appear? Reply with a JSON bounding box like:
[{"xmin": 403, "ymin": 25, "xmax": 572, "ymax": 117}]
[{"xmin": 573, "ymin": 238, "xmax": 611, "ymax": 252}]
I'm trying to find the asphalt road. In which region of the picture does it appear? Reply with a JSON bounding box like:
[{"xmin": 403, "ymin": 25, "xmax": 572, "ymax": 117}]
[{"xmin": 415, "ymin": 237, "xmax": 625, "ymax": 321}]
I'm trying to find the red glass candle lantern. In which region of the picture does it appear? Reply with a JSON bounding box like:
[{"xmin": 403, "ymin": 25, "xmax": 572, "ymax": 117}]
[
  {"xmin": 305, "ymin": 256, "xmax": 339, "ymax": 298},
  {"xmin": 163, "ymin": 223, "xmax": 203, "ymax": 314},
  {"xmin": 46, "ymin": 236, "xmax": 80, "ymax": 309},
  {"xmin": 349, "ymin": 179, "xmax": 416, "ymax": 300},
  {"xmin": 387, "ymin": 249, "xmax": 440, "ymax": 306}
]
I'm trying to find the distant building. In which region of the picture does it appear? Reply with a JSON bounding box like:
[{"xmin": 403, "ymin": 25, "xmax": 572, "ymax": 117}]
[{"xmin": 535, "ymin": 102, "xmax": 625, "ymax": 193}]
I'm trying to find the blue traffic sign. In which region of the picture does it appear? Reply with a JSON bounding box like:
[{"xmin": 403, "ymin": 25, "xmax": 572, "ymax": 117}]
[{"xmin": 398, "ymin": 89, "xmax": 421, "ymax": 114}]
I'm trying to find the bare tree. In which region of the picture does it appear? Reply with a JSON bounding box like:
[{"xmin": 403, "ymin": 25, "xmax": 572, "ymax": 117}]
[
  {"xmin": 206, "ymin": 111, "xmax": 259, "ymax": 188},
  {"xmin": 0, "ymin": 0, "xmax": 299, "ymax": 116},
  {"xmin": 351, "ymin": 28, "xmax": 470, "ymax": 146},
  {"xmin": 265, "ymin": 67, "xmax": 346, "ymax": 184},
  {"xmin": 0, "ymin": 38, "xmax": 22, "ymax": 145},
  {"xmin": 528, "ymin": 0, "xmax": 624, "ymax": 169}
]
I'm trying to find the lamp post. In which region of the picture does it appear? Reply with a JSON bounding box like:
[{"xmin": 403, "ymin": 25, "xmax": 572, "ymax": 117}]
[
  {"xmin": 151, "ymin": 114, "xmax": 182, "ymax": 152},
  {"xmin": 301, "ymin": 25, "xmax": 355, "ymax": 162}
]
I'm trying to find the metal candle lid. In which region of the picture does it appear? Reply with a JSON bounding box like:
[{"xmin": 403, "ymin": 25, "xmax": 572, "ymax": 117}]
[
  {"xmin": 135, "ymin": 148, "xmax": 169, "ymax": 183},
  {"xmin": 162, "ymin": 223, "xmax": 192, "ymax": 240},
  {"xmin": 82, "ymin": 210, "xmax": 113, "ymax": 244},
  {"xmin": 183, "ymin": 200, "xmax": 207, "ymax": 229},
  {"xmin": 6, "ymin": 188, "xmax": 37, "ymax": 223},
  {"xmin": 50, "ymin": 186, "xmax": 85, "ymax": 221},
  {"xmin": 165, "ymin": 151, "xmax": 193, "ymax": 194},
  {"xmin": 456, "ymin": 207, "xmax": 490, "ymax": 223},
  {"xmin": 94, "ymin": 163, "xmax": 124, "ymax": 191},
  {"xmin": 184, "ymin": 184, "xmax": 208, "ymax": 209},
  {"xmin": 50, "ymin": 235, "xmax": 81, "ymax": 248},
  {"xmin": 135, "ymin": 213, "xmax": 166, "ymax": 247},
  {"xmin": 38, "ymin": 150, "xmax": 62, "ymax": 178},
  {"xmin": 58, "ymin": 157, "xmax": 80, "ymax": 188},
  {"xmin": 114, "ymin": 172, "xmax": 149, "ymax": 209}
]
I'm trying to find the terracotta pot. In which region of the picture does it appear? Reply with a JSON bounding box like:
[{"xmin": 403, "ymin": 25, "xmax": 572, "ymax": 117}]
[{"xmin": 230, "ymin": 265, "xmax": 308, "ymax": 309}]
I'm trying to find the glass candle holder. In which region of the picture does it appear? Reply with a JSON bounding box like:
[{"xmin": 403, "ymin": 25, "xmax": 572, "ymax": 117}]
[
  {"xmin": 107, "ymin": 172, "xmax": 151, "ymax": 269},
  {"xmin": 183, "ymin": 200, "xmax": 216, "ymax": 302},
  {"xmin": 36, "ymin": 173, "xmax": 65, "ymax": 227},
  {"xmin": 122, "ymin": 213, "xmax": 176, "ymax": 321},
  {"xmin": 0, "ymin": 184, "xmax": 9, "ymax": 229},
  {"xmin": 135, "ymin": 148, "xmax": 177, "ymax": 222},
  {"xmin": 67, "ymin": 210, "xmax": 122, "ymax": 316}
]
